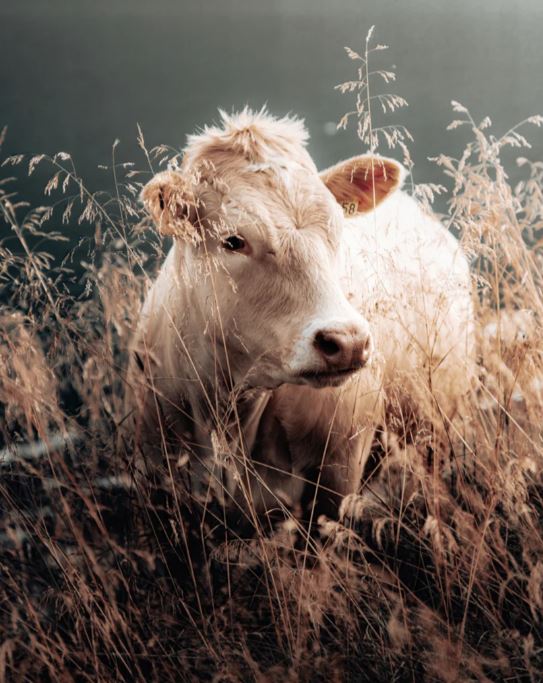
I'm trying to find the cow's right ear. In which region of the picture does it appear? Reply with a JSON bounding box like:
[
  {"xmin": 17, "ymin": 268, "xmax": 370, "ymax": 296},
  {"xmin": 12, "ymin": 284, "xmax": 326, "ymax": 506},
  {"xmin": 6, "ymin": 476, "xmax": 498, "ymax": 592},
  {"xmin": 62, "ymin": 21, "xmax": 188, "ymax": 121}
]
[{"xmin": 140, "ymin": 170, "xmax": 200, "ymax": 238}]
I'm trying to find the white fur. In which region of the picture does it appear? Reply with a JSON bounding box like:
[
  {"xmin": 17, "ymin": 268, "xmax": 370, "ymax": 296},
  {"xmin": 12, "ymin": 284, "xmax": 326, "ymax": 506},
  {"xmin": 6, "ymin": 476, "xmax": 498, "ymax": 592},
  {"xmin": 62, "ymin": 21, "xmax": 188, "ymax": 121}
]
[{"xmin": 129, "ymin": 110, "xmax": 474, "ymax": 515}]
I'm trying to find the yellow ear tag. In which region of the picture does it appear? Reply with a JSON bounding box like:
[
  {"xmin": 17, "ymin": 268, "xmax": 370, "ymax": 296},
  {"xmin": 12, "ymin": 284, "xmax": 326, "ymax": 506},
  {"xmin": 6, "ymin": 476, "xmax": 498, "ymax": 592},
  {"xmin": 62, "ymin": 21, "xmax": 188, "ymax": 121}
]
[{"xmin": 342, "ymin": 201, "xmax": 358, "ymax": 216}]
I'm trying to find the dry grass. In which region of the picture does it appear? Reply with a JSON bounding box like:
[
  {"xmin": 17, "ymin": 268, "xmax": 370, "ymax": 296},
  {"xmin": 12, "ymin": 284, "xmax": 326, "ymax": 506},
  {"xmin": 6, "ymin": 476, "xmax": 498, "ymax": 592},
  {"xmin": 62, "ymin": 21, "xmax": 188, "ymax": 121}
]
[{"xmin": 1, "ymin": 31, "xmax": 543, "ymax": 682}]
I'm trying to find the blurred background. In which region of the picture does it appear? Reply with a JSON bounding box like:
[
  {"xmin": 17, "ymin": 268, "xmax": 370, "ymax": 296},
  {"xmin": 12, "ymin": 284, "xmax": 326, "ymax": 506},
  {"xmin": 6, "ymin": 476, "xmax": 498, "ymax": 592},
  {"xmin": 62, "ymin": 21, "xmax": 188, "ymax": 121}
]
[{"xmin": 1, "ymin": 0, "xmax": 542, "ymax": 249}]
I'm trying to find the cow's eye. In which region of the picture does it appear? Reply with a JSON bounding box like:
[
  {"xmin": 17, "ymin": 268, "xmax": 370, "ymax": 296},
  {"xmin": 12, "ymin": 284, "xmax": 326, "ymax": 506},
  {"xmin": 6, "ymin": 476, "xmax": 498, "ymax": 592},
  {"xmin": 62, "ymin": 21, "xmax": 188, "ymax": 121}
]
[{"xmin": 222, "ymin": 235, "xmax": 247, "ymax": 252}]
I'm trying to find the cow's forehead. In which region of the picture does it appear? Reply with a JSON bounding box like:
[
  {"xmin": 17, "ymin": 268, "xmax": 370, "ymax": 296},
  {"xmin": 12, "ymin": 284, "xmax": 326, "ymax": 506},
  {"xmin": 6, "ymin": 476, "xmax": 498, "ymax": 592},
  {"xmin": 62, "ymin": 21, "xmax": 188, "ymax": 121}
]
[
  {"xmin": 182, "ymin": 108, "xmax": 342, "ymax": 242},
  {"xmin": 223, "ymin": 163, "xmax": 341, "ymax": 233}
]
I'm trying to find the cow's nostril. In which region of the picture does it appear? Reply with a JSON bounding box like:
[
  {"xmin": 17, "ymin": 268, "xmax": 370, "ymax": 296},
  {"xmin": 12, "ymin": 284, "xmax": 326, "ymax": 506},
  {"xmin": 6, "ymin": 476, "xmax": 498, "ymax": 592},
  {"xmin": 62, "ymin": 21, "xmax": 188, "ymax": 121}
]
[{"xmin": 314, "ymin": 331, "xmax": 342, "ymax": 357}]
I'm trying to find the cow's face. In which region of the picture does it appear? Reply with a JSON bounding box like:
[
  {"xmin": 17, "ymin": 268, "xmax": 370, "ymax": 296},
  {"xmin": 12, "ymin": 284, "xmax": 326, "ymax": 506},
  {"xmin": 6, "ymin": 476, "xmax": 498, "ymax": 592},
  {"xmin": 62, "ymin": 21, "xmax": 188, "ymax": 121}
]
[{"xmin": 142, "ymin": 113, "xmax": 404, "ymax": 390}]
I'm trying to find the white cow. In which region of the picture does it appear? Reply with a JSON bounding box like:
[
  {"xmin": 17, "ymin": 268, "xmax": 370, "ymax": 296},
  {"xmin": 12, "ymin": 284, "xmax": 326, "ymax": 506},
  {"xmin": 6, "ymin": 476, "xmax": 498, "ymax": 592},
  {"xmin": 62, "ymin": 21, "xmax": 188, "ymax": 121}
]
[{"xmin": 128, "ymin": 108, "xmax": 474, "ymax": 519}]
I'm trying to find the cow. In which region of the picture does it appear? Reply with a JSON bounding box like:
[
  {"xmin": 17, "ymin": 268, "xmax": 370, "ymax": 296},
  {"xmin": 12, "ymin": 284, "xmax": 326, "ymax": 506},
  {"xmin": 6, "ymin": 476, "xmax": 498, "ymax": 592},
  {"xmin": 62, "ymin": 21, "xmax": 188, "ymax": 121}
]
[{"xmin": 128, "ymin": 108, "xmax": 474, "ymax": 522}]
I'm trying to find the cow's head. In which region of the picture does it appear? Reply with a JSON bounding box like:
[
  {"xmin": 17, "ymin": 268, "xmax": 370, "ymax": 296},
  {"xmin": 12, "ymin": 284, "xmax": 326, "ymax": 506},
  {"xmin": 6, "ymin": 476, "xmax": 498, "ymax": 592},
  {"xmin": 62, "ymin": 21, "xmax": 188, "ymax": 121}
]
[{"xmin": 142, "ymin": 109, "xmax": 404, "ymax": 390}]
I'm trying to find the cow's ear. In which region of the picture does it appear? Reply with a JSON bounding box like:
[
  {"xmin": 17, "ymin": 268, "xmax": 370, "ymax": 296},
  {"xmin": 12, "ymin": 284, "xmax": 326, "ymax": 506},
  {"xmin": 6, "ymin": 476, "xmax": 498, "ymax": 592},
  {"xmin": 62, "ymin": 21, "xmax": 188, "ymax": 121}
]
[
  {"xmin": 320, "ymin": 155, "xmax": 405, "ymax": 216},
  {"xmin": 140, "ymin": 170, "xmax": 200, "ymax": 238}
]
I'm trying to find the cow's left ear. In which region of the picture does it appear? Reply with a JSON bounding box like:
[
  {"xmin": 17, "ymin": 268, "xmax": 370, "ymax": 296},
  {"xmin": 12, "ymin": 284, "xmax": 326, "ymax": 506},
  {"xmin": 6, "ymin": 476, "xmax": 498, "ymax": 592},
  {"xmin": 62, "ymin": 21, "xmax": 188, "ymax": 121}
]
[
  {"xmin": 320, "ymin": 155, "xmax": 405, "ymax": 216},
  {"xmin": 141, "ymin": 170, "xmax": 200, "ymax": 238}
]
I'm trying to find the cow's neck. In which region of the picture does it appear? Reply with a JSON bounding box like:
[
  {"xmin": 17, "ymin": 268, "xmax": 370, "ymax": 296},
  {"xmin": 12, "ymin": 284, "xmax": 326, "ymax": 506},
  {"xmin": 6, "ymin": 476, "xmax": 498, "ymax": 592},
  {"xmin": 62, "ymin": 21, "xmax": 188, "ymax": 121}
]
[
  {"xmin": 183, "ymin": 371, "xmax": 271, "ymax": 449},
  {"xmin": 177, "ymin": 371, "xmax": 273, "ymax": 501}
]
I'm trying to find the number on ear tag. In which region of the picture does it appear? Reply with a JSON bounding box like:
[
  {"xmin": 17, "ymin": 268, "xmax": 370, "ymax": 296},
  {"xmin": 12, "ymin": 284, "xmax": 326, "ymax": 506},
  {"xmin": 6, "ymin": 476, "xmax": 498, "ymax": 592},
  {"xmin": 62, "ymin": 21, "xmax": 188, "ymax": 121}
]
[{"xmin": 342, "ymin": 201, "xmax": 358, "ymax": 216}]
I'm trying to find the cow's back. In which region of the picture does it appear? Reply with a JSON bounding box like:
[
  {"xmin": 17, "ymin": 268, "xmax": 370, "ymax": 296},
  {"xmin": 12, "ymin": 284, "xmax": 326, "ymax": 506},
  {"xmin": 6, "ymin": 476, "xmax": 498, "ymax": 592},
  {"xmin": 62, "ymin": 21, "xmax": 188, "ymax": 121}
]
[{"xmin": 341, "ymin": 191, "xmax": 475, "ymax": 416}]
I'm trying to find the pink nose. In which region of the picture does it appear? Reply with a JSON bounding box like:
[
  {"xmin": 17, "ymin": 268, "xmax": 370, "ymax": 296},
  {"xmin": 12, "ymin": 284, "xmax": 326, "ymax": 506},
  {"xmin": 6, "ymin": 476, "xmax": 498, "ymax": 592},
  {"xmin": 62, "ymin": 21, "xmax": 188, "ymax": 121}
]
[{"xmin": 313, "ymin": 326, "xmax": 372, "ymax": 370}]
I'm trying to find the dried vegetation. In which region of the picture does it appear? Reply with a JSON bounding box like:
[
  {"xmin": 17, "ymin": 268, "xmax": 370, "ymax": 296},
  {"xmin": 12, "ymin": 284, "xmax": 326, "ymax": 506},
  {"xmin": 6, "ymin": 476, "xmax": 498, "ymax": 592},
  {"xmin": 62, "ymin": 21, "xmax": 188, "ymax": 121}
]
[{"xmin": 1, "ymin": 29, "xmax": 543, "ymax": 682}]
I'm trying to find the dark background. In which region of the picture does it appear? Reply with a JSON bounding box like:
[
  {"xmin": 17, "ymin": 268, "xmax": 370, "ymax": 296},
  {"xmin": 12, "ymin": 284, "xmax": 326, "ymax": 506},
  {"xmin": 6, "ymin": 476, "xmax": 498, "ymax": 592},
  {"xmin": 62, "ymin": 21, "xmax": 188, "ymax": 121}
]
[{"xmin": 1, "ymin": 0, "xmax": 543, "ymax": 243}]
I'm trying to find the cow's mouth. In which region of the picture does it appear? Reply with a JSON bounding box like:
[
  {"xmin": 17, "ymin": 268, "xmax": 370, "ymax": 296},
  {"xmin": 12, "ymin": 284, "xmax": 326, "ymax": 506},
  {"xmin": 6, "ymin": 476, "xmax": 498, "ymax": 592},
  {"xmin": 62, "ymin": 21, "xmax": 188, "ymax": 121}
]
[{"xmin": 298, "ymin": 365, "xmax": 364, "ymax": 387}]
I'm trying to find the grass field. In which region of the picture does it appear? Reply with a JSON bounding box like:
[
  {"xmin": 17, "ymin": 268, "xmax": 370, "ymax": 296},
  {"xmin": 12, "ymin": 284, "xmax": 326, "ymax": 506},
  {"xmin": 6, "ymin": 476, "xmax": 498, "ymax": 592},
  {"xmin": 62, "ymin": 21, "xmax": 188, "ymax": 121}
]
[{"xmin": 1, "ymin": 34, "xmax": 543, "ymax": 682}]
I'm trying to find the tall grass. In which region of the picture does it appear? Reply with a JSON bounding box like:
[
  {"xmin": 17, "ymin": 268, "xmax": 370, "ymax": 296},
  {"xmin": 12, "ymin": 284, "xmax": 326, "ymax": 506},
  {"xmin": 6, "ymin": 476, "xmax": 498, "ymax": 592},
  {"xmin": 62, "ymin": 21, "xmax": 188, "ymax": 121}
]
[{"xmin": 1, "ymin": 29, "xmax": 543, "ymax": 681}]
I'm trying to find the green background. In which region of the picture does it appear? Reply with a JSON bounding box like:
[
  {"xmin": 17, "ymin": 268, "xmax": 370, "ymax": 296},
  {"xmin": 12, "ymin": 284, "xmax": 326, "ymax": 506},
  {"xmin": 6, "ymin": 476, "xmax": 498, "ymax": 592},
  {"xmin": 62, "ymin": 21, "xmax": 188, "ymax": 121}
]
[{"xmin": 1, "ymin": 0, "xmax": 542, "ymax": 243}]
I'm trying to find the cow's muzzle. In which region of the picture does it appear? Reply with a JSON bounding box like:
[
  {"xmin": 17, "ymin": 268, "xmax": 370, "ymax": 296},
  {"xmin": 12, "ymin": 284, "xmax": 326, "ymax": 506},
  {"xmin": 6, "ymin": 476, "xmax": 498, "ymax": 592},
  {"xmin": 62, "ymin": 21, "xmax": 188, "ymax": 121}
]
[
  {"xmin": 296, "ymin": 326, "xmax": 373, "ymax": 387},
  {"xmin": 313, "ymin": 326, "xmax": 373, "ymax": 370}
]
